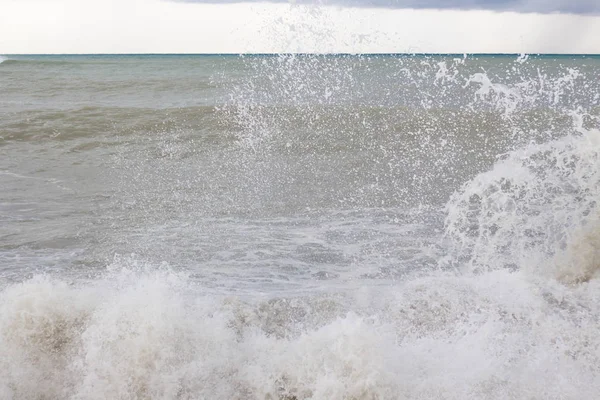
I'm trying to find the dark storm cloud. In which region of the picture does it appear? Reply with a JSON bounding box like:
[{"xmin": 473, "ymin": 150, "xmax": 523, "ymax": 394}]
[{"xmin": 178, "ymin": 0, "xmax": 600, "ymax": 14}]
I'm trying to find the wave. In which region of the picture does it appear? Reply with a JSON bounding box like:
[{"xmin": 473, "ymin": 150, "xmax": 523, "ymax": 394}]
[
  {"xmin": 0, "ymin": 57, "xmax": 104, "ymax": 67},
  {"xmin": 1, "ymin": 260, "xmax": 599, "ymax": 400},
  {"xmin": 2, "ymin": 54, "xmax": 600, "ymax": 399},
  {"xmin": 444, "ymin": 121, "xmax": 600, "ymax": 282},
  {"xmin": 1, "ymin": 105, "xmax": 577, "ymax": 159},
  {"xmin": 0, "ymin": 106, "xmax": 228, "ymax": 143}
]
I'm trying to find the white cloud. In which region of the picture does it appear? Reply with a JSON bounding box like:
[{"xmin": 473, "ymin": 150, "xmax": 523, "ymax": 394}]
[{"xmin": 0, "ymin": 0, "xmax": 599, "ymax": 54}]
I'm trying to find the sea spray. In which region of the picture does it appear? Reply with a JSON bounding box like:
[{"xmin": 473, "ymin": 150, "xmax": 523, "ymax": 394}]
[
  {"xmin": 444, "ymin": 121, "xmax": 600, "ymax": 276},
  {"xmin": 1, "ymin": 53, "xmax": 600, "ymax": 399}
]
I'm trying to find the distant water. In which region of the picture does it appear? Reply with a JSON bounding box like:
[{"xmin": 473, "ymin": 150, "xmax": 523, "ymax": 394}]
[{"xmin": 1, "ymin": 54, "xmax": 599, "ymax": 399}]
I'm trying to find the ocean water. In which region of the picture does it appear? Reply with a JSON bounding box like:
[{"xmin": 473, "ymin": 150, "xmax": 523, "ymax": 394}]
[{"xmin": 0, "ymin": 53, "xmax": 599, "ymax": 399}]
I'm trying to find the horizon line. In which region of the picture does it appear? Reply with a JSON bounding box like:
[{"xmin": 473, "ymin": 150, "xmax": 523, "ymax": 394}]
[{"xmin": 4, "ymin": 53, "xmax": 600, "ymax": 57}]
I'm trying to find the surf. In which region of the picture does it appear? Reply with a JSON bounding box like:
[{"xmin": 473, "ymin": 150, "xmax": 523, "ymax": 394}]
[{"xmin": 1, "ymin": 54, "xmax": 600, "ymax": 399}]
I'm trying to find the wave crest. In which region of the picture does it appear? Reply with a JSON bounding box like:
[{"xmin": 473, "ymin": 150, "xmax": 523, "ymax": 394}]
[{"xmin": 444, "ymin": 125, "xmax": 600, "ymax": 280}]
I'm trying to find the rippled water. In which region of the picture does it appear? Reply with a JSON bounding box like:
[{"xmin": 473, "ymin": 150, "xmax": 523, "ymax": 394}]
[{"xmin": 1, "ymin": 54, "xmax": 599, "ymax": 399}]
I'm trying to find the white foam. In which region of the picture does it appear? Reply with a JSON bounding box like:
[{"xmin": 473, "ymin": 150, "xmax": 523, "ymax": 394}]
[
  {"xmin": 1, "ymin": 259, "xmax": 599, "ymax": 399},
  {"xmin": 445, "ymin": 124, "xmax": 600, "ymax": 279}
]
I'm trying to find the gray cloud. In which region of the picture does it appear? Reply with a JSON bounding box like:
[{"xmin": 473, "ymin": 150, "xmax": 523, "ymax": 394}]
[{"xmin": 178, "ymin": 0, "xmax": 600, "ymax": 14}]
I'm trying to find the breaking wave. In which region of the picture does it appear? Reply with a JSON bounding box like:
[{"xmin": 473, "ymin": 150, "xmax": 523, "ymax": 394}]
[
  {"xmin": 445, "ymin": 121, "xmax": 600, "ymax": 282},
  {"xmin": 1, "ymin": 258, "xmax": 600, "ymax": 400},
  {"xmin": 2, "ymin": 51, "xmax": 600, "ymax": 399},
  {"xmin": 1, "ymin": 116, "xmax": 599, "ymax": 396}
]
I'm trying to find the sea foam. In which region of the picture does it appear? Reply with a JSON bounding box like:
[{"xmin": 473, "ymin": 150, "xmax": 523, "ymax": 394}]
[{"xmin": 1, "ymin": 250, "xmax": 600, "ymax": 399}]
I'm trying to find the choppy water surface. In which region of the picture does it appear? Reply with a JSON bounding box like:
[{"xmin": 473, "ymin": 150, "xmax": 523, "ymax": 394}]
[{"xmin": 1, "ymin": 53, "xmax": 600, "ymax": 399}]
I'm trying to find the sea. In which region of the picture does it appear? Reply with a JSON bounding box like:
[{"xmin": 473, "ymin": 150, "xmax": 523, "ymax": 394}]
[{"xmin": 0, "ymin": 53, "xmax": 599, "ymax": 399}]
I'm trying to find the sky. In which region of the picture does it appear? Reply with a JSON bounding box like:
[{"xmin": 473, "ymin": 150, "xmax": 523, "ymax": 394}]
[
  {"xmin": 181, "ymin": 0, "xmax": 600, "ymax": 14},
  {"xmin": 1, "ymin": 0, "xmax": 599, "ymax": 54}
]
